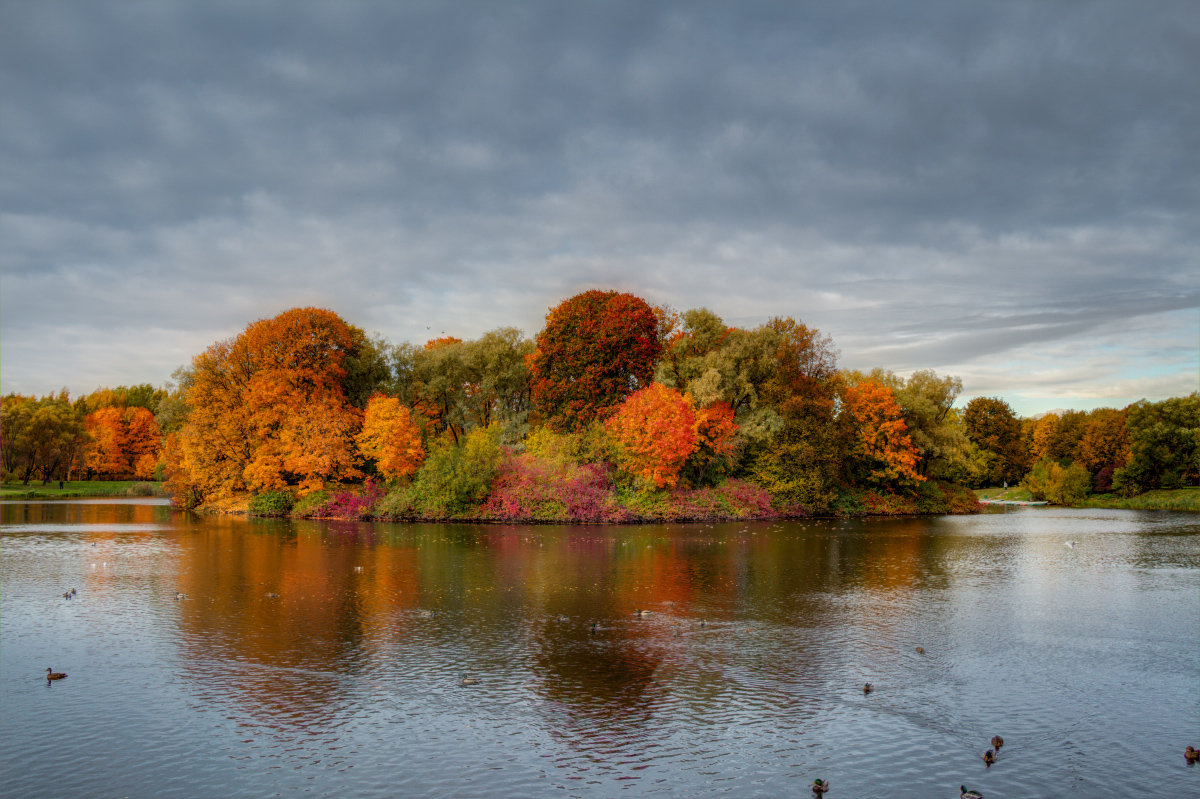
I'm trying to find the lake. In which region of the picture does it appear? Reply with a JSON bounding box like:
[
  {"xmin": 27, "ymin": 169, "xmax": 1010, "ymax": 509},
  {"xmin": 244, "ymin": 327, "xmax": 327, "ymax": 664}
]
[{"xmin": 1, "ymin": 499, "xmax": 1197, "ymax": 798}]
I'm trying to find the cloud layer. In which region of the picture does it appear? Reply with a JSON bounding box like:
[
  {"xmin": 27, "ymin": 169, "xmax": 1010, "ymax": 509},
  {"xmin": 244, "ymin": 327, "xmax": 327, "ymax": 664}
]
[{"xmin": 2, "ymin": 1, "xmax": 1196, "ymax": 415}]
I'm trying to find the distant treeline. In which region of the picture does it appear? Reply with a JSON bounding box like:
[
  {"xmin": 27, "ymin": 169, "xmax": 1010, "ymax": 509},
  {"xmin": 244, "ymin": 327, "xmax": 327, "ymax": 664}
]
[{"xmin": 2, "ymin": 291, "xmax": 1195, "ymax": 518}]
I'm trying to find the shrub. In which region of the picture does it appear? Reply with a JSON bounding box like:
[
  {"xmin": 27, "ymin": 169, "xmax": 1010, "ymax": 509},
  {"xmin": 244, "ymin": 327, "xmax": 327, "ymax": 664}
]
[
  {"xmin": 247, "ymin": 489, "xmax": 295, "ymax": 517},
  {"xmin": 311, "ymin": 479, "xmax": 385, "ymax": 519},
  {"xmin": 1023, "ymin": 459, "xmax": 1091, "ymax": 504},
  {"xmin": 126, "ymin": 482, "xmax": 159, "ymax": 497},
  {"xmin": 291, "ymin": 489, "xmax": 331, "ymax": 518},
  {"xmin": 479, "ymin": 453, "xmax": 630, "ymax": 523},
  {"xmin": 407, "ymin": 426, "xmax": 504, "ymax": 517}
]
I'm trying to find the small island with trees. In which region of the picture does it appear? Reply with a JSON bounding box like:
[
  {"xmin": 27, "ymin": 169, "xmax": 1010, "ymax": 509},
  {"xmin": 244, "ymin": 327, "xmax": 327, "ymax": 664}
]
[{"xmin": 3, "ymin": 290, "xmax": 1196, "ymax": 519}]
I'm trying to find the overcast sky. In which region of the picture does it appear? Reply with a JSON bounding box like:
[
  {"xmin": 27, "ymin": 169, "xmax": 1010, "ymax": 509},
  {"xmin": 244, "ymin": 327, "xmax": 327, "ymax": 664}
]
[{"xmin": 2, "ymin": 1, "xmax": 1196, "ymax": 416}]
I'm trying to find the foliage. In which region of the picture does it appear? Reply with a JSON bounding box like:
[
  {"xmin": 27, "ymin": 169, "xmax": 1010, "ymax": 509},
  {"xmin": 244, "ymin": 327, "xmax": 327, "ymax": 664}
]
[
  {"xmin": 685, "ymin": 401, "xmax": 740, "ymax": 486},
  {"xmin": 406, "ymin": 426, "xmax": 504, "ymax": 517},
  {"xmin": 290, "ymin": 489, "xmax": 331, "ymax": 518},
  {"xmin": 356, "ymin": 395, "xmax": 425, "ymax": 480},
  {"xmin": 1075, "ymin": 408, "xmax": 1130, "ymax": 474},
  {"xmin": 478, "ymin": 453, "xmax": 631, "ymax": 523},
  {"xmin": 307, "ymin": 480, "xmax": 385, "ymax": 519},
  {"xmin": 1111, "ymin": 395, "xmax": 1198, "ymax": 495},
  {"xmin": 529, "ymin": 290, "xmax": 662, "ymax": 431},
  {"xmin": 839, "ymin": 378, "xmax": 923, "ymax": 488},
  {"xmin": 247, "ymin": 490, "xmax": 296, "ymax": 517},
  {"xmin": 1022, "ymin": 459, "xmax": 1092, "ymax": 504},
  {"xmin": 83, "ymin": 405, "xmax": 161, "ymax": 479},
  {"xmin": 168, "ymin": 307, "xmax": 365, "ymax": 503},
  {"xmin": 963, "ymin": 396, "xmax": 1028, "ymax": 485},
  {"xmin": 0, "ymin": 392, "xmax": 90, "ymax": 484},
  {"xmin": 750, "ymin": 430, "xmax": 840, "ymax": 515},
  {"xmin": 605, "ymin": 383, "xmax": 699, "ymax": 489}
]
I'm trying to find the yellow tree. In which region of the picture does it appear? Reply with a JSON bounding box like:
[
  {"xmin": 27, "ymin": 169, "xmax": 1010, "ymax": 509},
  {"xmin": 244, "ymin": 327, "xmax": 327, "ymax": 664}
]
[{"xmin": 356, "ymin": 395, "xmax": 425, "ymax": 480}]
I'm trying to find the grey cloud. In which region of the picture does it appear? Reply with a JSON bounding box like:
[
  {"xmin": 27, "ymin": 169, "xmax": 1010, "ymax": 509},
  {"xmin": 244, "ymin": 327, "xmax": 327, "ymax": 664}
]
[{"xmin": 1, "ymin": 1, "xmax": 1196, "ymax": 409}]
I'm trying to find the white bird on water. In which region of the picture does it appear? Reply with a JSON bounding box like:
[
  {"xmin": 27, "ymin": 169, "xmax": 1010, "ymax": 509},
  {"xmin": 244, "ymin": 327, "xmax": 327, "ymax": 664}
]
[{"xmin": 1065, "ymin": 540, "xmax": 1077, "ymax": 549}]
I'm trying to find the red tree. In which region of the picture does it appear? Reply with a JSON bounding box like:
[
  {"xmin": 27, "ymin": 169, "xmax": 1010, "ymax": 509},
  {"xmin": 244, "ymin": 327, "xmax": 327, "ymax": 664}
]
[{"xmin": 529, "ymin": 290, "xmax": 662, "ymax": 431}]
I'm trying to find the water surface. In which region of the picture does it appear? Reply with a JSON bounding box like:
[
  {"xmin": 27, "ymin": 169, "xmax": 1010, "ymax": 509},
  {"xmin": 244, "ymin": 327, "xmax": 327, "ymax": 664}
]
[{"xmin": 2, "ymin": 500, "xmax": 1197, "ymax": 797}]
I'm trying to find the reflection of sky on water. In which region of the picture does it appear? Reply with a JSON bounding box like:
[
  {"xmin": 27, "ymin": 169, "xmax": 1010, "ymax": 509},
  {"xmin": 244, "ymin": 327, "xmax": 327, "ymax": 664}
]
[{"xmin": 1, "ymin": 500, "xmax": 1197, "ymax": 798}]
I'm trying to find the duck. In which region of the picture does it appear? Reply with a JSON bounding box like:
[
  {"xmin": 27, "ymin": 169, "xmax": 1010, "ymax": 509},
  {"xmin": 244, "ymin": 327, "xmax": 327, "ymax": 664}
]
[
  {"xmin": 811, "ymin": 778, "xmax": 829, "ymax": 795},
  {"xmin": 459, "ymin": 675, "xmax": 478, "ymax": 687},
  {"xmin": 983, "ymin": 749, "xmax": 995, "ymax": 766},
  {"xmin": 45, "ymin": 668, "xmax": 67, "ymax": 681},
  {"xmin": 915, "ymin": 646, "xmax": 924, "ymax": 654},
  {"xmin": 590, "ymin": 622, "xmax": 599, "ymax": 634},
  {"xmin": 960, "ymin": 787, "xmax": 983, "ymax": 799},
  {"xmin": 62, "ymin": 591, "xmax": 72, "ymax": 600},
  {"xmin": 862, "ymin": 682, "xmax": 873, "ymax": 694},
  {"xmin": 174, "ymin": 592, "xmax": 187, "ymax": 600},
  {"xmin": 1186, "ymin": 746, "xmax": 1199, "ymax": 764},
  {"xmin": 634, "ymin": 609, "xmax": 650, "ymax": 617},
  {"xmin": 991, "ymin": 735, "xmax": 1004, "ymax": 751},
  {"xmin": 265, "ymin": 592, "xmax": 280, "ymax": 599}
]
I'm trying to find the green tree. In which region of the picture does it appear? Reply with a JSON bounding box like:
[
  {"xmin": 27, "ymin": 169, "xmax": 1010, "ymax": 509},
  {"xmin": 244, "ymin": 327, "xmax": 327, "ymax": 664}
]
[
  {"xmin": 1112, "ymin": 394, "xmax": 1198, "ymax": 494},
  {"xmin": 963, "ymin": 396, "xmax": 1027, "ymax": 485}
]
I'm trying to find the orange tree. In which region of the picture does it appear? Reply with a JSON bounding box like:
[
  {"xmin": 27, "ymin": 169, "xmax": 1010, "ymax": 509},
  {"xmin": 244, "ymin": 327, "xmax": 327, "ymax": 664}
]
[
  {"xmin": 604, "ymin": 383, "xmax": 698, "ymax": 489},
  {"xmin": 529, "ymin": 290, "xmax": 662, "ymax": 431},
  {"xmin": 356, "ymin": 394, "xmax": 425, "ymax": 481},
  {"xmin": 840, "ymin": 378, "xmax": 923, "ymax": 489},
  {"xmin": 83, "ymin": 406, "xmax": 162, "ymax": 479},
  {"xmin": 167, "ymin": 308, "xmax": 367, "ymax": 502}
]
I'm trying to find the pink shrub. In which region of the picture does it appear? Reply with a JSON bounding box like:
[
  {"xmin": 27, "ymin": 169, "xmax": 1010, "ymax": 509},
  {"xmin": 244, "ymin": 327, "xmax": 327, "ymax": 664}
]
[
  {"xmin": 317, "ymin": 479, "xmax": 385, "ymax": 519},
  {"xmin": 479, "ymin": 453, "xmax": 633, "ymax": 523}
]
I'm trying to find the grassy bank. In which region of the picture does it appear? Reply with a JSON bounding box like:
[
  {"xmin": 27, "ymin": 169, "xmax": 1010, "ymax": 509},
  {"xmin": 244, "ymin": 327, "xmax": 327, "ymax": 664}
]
[
  {"xmin": 217, "ymin": 479, "xmax": 981, "ymax": 523},
  {"xmin": 1078, "ymin": 488, "xmax": 1199, "ymax": 511},
  {"xmin": 0, "ymin": 480, "xmax": 165, "ymax": 500},
  {"xmin": 975, "ymin": 485, "xmax": 1198, "ymax": 511}
]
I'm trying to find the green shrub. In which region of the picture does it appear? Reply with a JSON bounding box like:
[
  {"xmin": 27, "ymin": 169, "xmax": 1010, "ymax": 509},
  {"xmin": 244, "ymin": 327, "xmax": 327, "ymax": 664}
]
[
  {"xmin": 407, "ymin": 426, "xmax": 503, "ymax": 517},
  {"xmin": 1022, "ymin": 459, "xmax": 1091, "ymax": 504},
  {"xmin": 291, "ymin": 489, "xmax": 331, "ymax": 518},
  {"xmin": 248, "ymin": 490, "xmax": 296, "ymax": 517}
]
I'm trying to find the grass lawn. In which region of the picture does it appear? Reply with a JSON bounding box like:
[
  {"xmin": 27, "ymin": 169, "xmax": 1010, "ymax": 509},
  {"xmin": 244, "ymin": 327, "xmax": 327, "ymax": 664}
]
[
  {"xmin": 974, "ymin": 486, "xmax": 1035, "ymax": 502},
  {"xmin": 975, "ymin": 485, "xmax": 1198, "ymax": 511},
  {"xmin": 1079, "ymin": 487, "xmax": 1199, "ymax": 512},
  {"xmin": 0, "ymin": 480, "xmax": 165, "ymax": 499}
]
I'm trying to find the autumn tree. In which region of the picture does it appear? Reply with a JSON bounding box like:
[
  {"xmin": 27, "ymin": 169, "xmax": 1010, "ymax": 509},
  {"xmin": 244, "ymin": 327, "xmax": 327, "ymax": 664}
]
[
  {"xmin": 168, "ymin": 307, "xmax": 366, "ymax": 501},
  {"xmin": 83, "ymin": 406, "xmax": 162, "ymax": 479},
  {"xmin": 840, "ymin": 378, "xmax": 923, "ymax": 488},
  {"xmin": 84, "ymin": 406, "xmax": 129, "ymax": 477},
  {"xmin": 963, "ymin": 396, "xmax": 1027, "ymax": 485},
  {"xmin": 356, "ymin": 395, "xmax": 425, "ymax": 480},
  {"xmin": 605, "ymin": 383, "xmax": 699, "ymax": 489},
  {"xmin": 529, "ymin": 290, "xmax": 662, "ymax": 431},
  {"xmin": 1074, "ymin": 407, "xmax": 1130, "ymax": 474}
]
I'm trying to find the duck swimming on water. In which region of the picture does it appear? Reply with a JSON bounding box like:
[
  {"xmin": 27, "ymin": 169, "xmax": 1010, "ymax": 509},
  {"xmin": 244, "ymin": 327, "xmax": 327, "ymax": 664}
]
[
  {"xmin": 960, "ymin": 787, "xmax": 983, "ymax": 799},
  {"xmin": 45, "ymin": 668, "xmax": 67, "ymax": 681},
  {"xmin": 811, "ymin": 778, "xmax": 829, "ymax": 795},
  {"xmin": 1185, "ymin": 746, "xmax": 1198, "ymax": 764},
  {"xmin": 991, "ymin": 735, "xmax": 1004, "ymax": 751},
  {"xmin": 862, "ymin": 682, "xmax": 873, "ymax": 694},
  {"xmin": 983, "ymin": 749, "xmax": 995, "ymax": 766}
]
